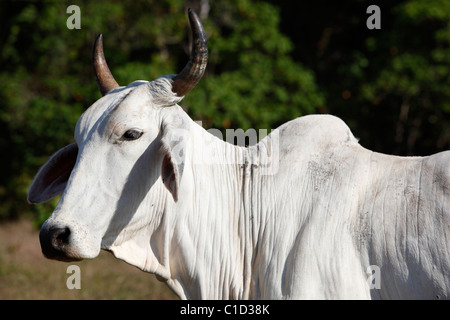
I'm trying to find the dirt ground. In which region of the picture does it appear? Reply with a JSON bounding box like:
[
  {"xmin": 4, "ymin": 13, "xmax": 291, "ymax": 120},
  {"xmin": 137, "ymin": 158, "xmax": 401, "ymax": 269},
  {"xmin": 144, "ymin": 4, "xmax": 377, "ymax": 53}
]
[{"xmin": 0, "ymin": 219, "xmax": 178, "ymax": 300}]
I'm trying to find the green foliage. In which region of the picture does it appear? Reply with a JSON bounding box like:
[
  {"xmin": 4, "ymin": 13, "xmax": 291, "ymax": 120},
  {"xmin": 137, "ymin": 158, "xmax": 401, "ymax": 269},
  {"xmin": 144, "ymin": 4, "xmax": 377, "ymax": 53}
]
[
  {"xmin": 357, "ymin": 0, "xmax": 450, "ymax": 155},
  {"xmin": 278, "ymin": 0, "xmax": 450, "ymax": 156},
  {"xmin": 186, "ymin": 0, "xmax": 322, "ymax": 130}
]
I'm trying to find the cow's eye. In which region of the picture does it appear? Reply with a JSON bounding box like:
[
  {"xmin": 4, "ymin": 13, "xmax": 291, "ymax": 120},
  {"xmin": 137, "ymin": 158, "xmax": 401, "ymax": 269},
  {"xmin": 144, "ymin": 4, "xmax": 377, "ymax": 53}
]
[{"xmin": 121, "ymin": 129, "xmax": 143, "ymax": 141}]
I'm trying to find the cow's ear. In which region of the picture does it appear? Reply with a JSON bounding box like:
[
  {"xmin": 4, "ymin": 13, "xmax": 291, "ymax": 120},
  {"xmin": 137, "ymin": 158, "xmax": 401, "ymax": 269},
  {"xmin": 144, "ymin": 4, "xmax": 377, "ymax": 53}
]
[
  {"xmin": 27, "ymin": 143, "xmax": 78, "ymax": 204},
  {"xmin": 160, "ymin": 116, "xmax": 189, "ymax": 202},
  {"xmin": 161, "ymin": 153, "xmax": 182, "ymax": 202}
]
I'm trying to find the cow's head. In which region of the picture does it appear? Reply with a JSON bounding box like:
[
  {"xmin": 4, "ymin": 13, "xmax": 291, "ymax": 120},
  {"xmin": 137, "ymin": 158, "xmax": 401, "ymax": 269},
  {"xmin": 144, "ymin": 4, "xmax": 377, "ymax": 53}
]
[{"xmin": 27, "ymin": 9, "xmax": 207, "ymax": 266}]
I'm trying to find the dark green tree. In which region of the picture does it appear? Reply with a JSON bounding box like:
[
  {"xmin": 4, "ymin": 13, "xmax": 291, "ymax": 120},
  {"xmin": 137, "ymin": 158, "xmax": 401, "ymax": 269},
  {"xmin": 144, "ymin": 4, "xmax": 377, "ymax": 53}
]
[{"xmin": 273, "ymin": 0, "xmax": 450, "ymax": 155}]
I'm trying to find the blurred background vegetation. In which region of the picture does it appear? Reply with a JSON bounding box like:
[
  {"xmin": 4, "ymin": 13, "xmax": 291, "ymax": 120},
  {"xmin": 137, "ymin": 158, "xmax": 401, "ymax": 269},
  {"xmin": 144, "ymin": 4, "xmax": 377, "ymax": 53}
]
[{"xmin": 0, "ymin": 0, "xmax": 449, "ymax": 221}]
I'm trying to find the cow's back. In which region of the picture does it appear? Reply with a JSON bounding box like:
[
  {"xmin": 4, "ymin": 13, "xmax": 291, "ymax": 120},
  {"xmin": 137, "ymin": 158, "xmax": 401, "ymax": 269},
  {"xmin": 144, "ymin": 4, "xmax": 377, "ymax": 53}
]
[
  {"xmin": 359, "ymin": 150, "xmax": 450, "ymax": 299},
  {"xmin": 252, "ymin": 115, "xmax": 450, "ymax": 299}
]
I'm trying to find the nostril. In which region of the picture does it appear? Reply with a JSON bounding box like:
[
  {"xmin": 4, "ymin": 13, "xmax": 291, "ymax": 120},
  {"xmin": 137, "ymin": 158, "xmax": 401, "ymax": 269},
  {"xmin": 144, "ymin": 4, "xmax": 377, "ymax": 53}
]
[
  {"xmin": 51, "ymin": 227, "xmax": 71, "ymax": 249},
  {"xmin": 40, "ymin": 226, "xmax": 75, "ymax": 261}
]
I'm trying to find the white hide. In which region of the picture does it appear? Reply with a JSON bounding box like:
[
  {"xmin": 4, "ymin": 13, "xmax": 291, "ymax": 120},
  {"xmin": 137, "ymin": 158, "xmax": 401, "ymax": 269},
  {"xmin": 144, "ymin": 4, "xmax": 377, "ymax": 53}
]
[{"xmin": 29, "ymin": 78, "xmax": 450, "ymax": 299}]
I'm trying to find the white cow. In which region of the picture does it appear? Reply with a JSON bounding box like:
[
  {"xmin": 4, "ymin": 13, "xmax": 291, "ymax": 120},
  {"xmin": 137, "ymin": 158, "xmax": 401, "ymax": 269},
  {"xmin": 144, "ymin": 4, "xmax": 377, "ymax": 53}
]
[{"xmin": 28, "ymin": 9, "xmax": 450, "ymax": 299}]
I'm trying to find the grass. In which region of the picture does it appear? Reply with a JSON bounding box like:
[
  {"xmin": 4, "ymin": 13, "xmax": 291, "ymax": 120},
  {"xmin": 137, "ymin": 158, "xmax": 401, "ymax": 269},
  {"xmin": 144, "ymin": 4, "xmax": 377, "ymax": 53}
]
[{"xmin": 0, "ymin": 219, "xmax": 178, "ymax": 300}]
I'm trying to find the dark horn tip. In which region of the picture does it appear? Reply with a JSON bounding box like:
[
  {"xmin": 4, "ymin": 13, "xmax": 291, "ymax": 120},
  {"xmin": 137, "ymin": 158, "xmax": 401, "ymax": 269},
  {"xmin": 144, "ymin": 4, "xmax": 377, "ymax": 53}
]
[{"xmin": 171, "ymin": 8, "xmax": 208, "ymax": 97}]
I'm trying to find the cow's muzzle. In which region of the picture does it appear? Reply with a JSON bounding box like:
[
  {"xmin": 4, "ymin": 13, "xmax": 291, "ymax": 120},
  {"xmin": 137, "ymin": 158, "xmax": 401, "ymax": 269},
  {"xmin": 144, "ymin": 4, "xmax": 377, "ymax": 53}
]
[{"xmin": 39, "ymin": 225, "xmax": 82, "ymax": 262}]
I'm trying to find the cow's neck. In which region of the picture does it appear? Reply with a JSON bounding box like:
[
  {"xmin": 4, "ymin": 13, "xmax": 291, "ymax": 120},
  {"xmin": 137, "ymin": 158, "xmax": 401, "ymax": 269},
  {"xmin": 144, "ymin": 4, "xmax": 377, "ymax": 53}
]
[{"xmin": 165, "ymin": 123, "xmax": 261, "ymax": 299}]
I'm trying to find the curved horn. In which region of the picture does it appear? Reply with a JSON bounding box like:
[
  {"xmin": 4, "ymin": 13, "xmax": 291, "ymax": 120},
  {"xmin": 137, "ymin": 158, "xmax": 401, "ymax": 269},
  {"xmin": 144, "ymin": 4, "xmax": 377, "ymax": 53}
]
[
  {"xmin": 92, "ymin": 34, "xmax": 119, "ymax": 96},
  {"xmin": 171, "ymin": 8, "xmax": 208, "ymax": 97}
]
